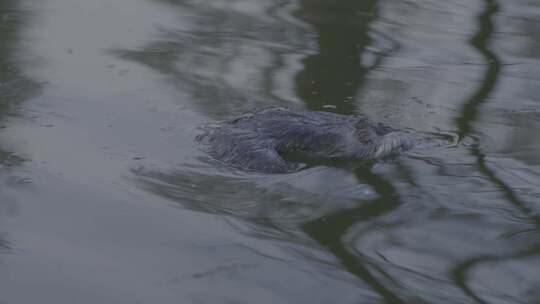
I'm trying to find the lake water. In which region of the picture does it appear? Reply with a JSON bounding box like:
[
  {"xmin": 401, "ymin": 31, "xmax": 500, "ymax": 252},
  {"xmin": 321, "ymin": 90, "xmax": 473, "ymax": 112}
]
[{"xmin": 1, "ymin": 0, "xmax": 539, "ymax": 303}]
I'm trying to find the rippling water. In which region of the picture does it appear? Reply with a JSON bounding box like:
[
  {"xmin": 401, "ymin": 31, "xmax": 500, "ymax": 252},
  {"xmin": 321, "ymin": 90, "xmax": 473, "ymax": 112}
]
[{"xmin": 1, "ymin": 0, "xmax": 539, "ymax": 303}]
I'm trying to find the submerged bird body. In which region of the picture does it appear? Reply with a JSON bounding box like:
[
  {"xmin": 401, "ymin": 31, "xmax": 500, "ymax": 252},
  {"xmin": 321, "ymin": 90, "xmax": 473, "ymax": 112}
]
[{"xmin": 198, "ymin": 107, "xmax": 413, "ymax": 173}]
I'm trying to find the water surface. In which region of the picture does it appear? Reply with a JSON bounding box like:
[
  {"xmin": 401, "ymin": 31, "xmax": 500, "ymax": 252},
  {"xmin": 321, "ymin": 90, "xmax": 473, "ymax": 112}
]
[{"xmin": 1, "ymin": 0, "xmax": 539, "ymax": 303}]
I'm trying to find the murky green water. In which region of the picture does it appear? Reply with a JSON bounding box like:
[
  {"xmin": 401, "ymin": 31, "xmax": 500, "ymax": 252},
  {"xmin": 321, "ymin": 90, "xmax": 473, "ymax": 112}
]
[{"xmin": 1, "ymin": 0, "xmax": 539, "ymax": 303}]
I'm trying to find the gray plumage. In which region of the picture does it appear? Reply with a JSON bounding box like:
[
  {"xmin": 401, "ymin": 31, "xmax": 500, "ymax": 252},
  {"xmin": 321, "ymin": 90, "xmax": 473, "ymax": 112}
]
[{"xmin": 197, "ymin": 107, "xmax": 413, "ymax": 173}]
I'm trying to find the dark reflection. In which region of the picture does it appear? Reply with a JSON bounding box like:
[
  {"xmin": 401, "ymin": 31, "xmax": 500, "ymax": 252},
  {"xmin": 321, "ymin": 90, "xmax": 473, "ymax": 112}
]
[
  {"xmin": 0, "ymin": 1, "xmax": 38, "ymax": 106},
  {"xmin": 0, "ymin": 0, "xmax": 39, "ymax": 256},
  {"xmin": 303, "ymin": 168, "xmax": 405, "ymax": 303},
  {"xmin": 295, "ymin": 1, "xmax": 407, "ymax": 302},
  {"xmin": 0, "ymin": 0, "xmax": 39, "ymax": 164},
  {"xmin": 111, "ymin": 0, "xmax": 393, "ymax": 118},
  {"xmin": 295, "ymin": 0, "xmax": 379, "ymax": 114},
  {"xmin": 453, "ymin": 0, "xmax": 540, "ymax": 302},
  {"xmin": 455, "ymin": 0, "xmax": 500, "ymax": 140}
]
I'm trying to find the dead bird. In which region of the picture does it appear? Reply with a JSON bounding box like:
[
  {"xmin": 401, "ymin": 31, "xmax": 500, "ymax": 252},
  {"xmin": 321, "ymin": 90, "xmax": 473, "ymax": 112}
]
[{"xmin": 197, "ymin": 107, "xmax": 414, "ymax": 173}]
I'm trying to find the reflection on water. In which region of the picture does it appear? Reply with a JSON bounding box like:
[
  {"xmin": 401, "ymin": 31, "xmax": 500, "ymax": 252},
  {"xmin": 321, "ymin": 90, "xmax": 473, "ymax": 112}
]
[
  {"xmin": 303, "ymin": 168, "xmax": 406, "ymax": 303},
  {"xmin": 295, "ymin": 0, "xmax": 386, "ymax": 114},
  {"xmin": 295, "ymin": 1, "xmax": 407, "ymax": 302},
  {"xmin": 454, "ymin": 0, "xmax": 540, "ymax": 303},
  {"xmin": 0, "ymin": 0, "xmax": 39, "ymax": 259},
  {"xmin": 1, "ymin": 0, "xmax": 540, "ymax": 302},
  {"xmin": 455, "ymin": 0, "xmax": 500, "ymax": 141},
  {"xmin": 0, "ymin": 12, "xmax": 38, "ymax": 167},
  {"xmin": 0, "ymin": 0, "xmax": 39, "ymax": 110}
]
